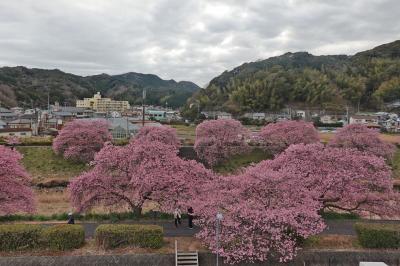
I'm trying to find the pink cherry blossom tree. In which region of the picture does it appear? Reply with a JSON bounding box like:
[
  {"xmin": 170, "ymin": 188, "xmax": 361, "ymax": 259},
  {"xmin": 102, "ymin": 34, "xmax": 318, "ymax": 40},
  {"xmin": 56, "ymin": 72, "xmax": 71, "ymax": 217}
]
[
  {"xmin": 329, "ymin": 124, "xmax": 395, "ymax": 160},
  {"xmin": 194, "ymin": 119, "xmax": 250, "ymax": 167},
  {"xmin": 69, "ymin": 139, "xmax": 214, "ymax": 215},
  {"xmin": 266, "ymin": 143, "xmax": 399, "ymax": 216},
  {"xmin": 53, "ymin": 119, "xmax": 112, "ymax": 162},
  {"xmin": 258, "ymin": 120, "xmax": 319, "ymax": 155},
  {"xmin": 0, "ymin": 145, "xmax": 35, "ymax": 215},
  {"xmin": 135, "ymin": 125, "xmax": 181, "ymax": 149},
  {"xmin": 193, "ymin": 168, "xmax": 325, "ymax": 264}
]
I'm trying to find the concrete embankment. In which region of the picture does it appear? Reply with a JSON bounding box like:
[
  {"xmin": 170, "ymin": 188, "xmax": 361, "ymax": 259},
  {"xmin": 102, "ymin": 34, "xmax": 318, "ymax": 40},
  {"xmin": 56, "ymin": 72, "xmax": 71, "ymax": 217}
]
[{"xmin": 0, "ymin": 250, "xmax": 399, "ymax": 266}]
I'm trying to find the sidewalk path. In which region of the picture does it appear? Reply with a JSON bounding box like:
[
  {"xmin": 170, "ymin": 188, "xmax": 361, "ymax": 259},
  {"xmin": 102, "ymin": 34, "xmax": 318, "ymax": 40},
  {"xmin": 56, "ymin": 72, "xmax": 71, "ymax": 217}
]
[{"xmin": 44, "ymin": 219, "xmax": 400, "ymax": 238}]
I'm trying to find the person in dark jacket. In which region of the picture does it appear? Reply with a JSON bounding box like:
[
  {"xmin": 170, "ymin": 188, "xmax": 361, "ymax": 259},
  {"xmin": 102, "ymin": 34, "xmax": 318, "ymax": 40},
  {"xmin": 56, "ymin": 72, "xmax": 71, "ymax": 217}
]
[
  {"xmin": 67, "ymin": 212, "xmax": 75, "ymax": 224},
  {"xmin": 187, "ymin": 207, "xmax": 194, "ymax": 229}
]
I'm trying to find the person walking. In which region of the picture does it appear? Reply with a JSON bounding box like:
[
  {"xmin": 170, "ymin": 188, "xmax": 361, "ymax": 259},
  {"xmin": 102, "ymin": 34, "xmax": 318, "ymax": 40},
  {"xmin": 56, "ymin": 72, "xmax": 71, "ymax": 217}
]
[
  {"xmin": 174, "ymin": 207, "xmax": 182, "ymax": 228},
  {"xmin": 187, "ymin": 207, "xmax": 194, "ymax": 229},
  {"xmin": 67, "ymin": 212, "xmax": 75, "ymax": 224}
]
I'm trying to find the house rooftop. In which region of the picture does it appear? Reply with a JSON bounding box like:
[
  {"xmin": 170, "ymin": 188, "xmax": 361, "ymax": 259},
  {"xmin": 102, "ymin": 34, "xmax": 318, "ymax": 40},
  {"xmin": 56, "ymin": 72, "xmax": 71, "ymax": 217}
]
[
  {"xmin": 351, "ymin": 115, "xmax": 379, "ymax": 119},
  {"xmin": 9, "ymin": 119, "xmax": 32, "ymax": 124},
  {"xmin": 52, "ymin": 106, "xmax": 93, "ymax": 113},
  {"xmin": 0, "ymin": 113, "xmax": 17, "ymax": 117},
  {"xmin": 53, "ymin": 111, "xmax": 74, "ymax": 116},
  {"xmin": 0, "ymin": 128, "xmax": 31, "ymax": 133},
  {"xmin": 0, "ymin": 107, "xmax": 11, "ymax": 113}
]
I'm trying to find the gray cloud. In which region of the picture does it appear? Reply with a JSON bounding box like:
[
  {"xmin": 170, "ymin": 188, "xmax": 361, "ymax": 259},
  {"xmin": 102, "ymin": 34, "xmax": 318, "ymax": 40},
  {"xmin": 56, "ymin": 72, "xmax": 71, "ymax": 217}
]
[{"xmin": 0, "ymin": 0, "xmax": 399, "ymax": 86}]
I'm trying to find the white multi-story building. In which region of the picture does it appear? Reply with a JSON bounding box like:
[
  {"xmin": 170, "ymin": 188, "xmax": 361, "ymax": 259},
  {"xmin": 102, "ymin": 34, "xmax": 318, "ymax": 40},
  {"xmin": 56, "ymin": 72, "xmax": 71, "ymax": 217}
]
[{"xmin": 76, "ymin": 92, "xmax": 130, "ymax": 112}]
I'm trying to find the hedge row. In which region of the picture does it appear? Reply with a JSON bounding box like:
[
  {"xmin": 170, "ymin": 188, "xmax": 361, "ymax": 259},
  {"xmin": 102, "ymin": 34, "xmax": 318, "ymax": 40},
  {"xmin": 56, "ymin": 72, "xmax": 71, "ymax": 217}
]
[
  {"xmin": 41, "ymin": 225, "xmax": 85, "ymax": 250},
  {"xmin": 95, "ymin": 224, "xmax": 163, "ymax": 249},
  {"xmin": 0, "ymin": 224, "xmax": 84, "ymax": 251},
  {"xmin": 355, "ymin": 223, "xmax": 400, "ymax": 248},
  {"xmin": 0, "ymin": 137, "xmax": 53, "ymax": 146},
  {"xmin": 0, "ymin": 224, "xmax": 42, "ymax": 251},
  {"xmin": 0, "ymin": 211, "xmax": 174, "ymax": 223}
]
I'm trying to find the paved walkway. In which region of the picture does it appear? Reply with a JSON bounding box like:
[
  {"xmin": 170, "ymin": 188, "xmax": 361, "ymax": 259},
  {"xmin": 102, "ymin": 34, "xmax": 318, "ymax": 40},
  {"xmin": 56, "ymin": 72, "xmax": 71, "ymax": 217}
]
[{"xmin": 45, "ymin": 219, "xmax": 400, "ymax": 238}]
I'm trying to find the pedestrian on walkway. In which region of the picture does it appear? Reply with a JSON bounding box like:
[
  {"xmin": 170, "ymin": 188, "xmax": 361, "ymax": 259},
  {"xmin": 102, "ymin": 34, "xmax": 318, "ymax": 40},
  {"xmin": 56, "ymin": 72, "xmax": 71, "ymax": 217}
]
[
  {"xmin": 187, "ymin": 207, "xmax": 194, "ymax": 229},
  {"xmin": 174, "ymin": 207, "xmax": 182, "ymax": 228},
  {"xmin": 67, "ymin": 212, "xmax": 75, "ymax": 224}
]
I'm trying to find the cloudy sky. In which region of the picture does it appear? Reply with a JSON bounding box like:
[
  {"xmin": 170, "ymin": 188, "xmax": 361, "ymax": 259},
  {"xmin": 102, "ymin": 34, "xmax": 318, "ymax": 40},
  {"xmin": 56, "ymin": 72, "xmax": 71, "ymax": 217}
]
[{"xmin": 0, "ymin": 0, "xmax": 399, "ymax": 86}]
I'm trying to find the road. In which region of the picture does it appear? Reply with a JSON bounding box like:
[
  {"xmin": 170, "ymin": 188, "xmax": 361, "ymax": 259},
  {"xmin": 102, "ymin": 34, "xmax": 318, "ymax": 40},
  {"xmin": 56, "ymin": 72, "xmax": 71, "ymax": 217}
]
[{"xmin": 45, "ymin": 219, "xmax": 400, "ymax": 238}]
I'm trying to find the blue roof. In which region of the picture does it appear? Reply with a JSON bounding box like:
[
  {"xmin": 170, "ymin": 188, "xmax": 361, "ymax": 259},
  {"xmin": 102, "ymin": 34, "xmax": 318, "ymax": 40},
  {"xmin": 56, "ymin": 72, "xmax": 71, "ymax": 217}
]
[{"xmin": 146, "ymin": 110, "xmax": 166, "ymax": 115}]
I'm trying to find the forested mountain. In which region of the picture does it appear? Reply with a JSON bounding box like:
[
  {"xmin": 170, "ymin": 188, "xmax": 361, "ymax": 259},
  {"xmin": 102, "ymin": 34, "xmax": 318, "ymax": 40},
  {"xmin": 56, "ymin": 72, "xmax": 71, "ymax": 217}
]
[
  {"xmin": 0, "ymin": 67, "xmax": 199, "ymax": 109},
  {"xmin": 183, "ymin": 40, "xmax": 400, "ymax": 117}
]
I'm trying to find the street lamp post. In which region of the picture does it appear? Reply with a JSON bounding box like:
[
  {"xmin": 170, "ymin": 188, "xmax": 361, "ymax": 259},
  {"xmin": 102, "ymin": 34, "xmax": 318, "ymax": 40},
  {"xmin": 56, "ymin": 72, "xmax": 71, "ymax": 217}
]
[
  {"xmin": 142, "ymin": 88, "xmax": 146, "ymax": 126},
  {"xmin": 216, "ymin": 212, "xmax": 223, "ymax": 266}
]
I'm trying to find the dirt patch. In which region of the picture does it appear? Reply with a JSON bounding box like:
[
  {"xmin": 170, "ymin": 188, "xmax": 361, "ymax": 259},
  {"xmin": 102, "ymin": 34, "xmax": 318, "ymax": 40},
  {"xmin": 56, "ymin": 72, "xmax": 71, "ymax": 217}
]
[{"xmin": 304, "ymin": 235, "xmax": 359, "ymax": 249}]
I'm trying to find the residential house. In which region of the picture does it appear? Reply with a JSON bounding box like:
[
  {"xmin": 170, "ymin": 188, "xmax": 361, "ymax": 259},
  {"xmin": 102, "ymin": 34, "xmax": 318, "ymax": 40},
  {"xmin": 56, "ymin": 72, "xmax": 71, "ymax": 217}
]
[
  {"xmin": 8, "ymin": 118, "xmax": 32, "ymax": 129},
  {"xmin": 93, "ymin": 112, "xmax": 107, "ymax": 118},
  {"xmin": 24, "ymin": 109, "xmax": 36, "ymax": 115},
  {"xmin": 147, "ymin": 110, "xmax": 166, "ymax": 121},
  {"xmin": 165, "ymin": 111, "xmax": 181, "ymax": 122},
  {"xmin": 10, "ymin": 107, "xmax": 24, "ymax": 114},
  {"xmin": 52, "ymin": 111, "xmax": 75, "ymax": 123},
  {"xmin": 243, "ymin": 113, "xmax": 266, "ymax": 120},
  {"xmin": 295, "ymin": 110, "xmax": 306, "ymax": 119},
  {"xmin": 0, "ymin": 128, "xmax": 32, "ymax": 137},
  {"xmin": 320, "ymin": 114, "xmax": 346, "ymax": 125},
  {"xmin": 380, "ymin": 119, "xmax": 400, "ymax": 132},
  {"xmin": 378, "ymin": 113, "xmax": 400, "ymax": 133},
  {"xmin": 51, "ymin": 105, "xmax": 94, "ymax": 118},
  {"xmin": 0, "ymin": 120, "xmax": 6, "ymax": 129},
  {"xmin": 0, "ymin": 107, "xmax": 11, "ymax": 113},
  {"xmin": 0, "ymin": 112, "xmax": 18, "ymax": 122},
  {"xmin": 109, "ymin": 111, "xmax": 121, "ymax": 118},
  {"xmin": 349, "ymin": 114, "xmax": 380, "ymax": 128},
  {"xmin": 201, "ymin": 111, "xmax": 233, "ymax": 120},
  {"xmin": 43, "ymin": 118, "xmax": 60, "ymax": 130}
]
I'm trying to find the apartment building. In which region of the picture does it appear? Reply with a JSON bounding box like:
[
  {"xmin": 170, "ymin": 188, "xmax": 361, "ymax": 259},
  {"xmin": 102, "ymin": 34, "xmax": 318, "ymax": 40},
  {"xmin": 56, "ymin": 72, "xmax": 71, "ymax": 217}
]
[{"xmin": 76, "ymin": 92, "xmax": 130, "ymax": 112}]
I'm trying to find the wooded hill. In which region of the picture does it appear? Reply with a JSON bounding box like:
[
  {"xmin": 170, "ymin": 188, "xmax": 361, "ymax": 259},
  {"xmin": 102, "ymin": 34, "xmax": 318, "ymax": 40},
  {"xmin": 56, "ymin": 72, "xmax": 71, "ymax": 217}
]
[
  {"xmin": 0, "ymin": 67, "xmax": 199, "ymax": 109},
  {"xmin": 183, "ymin": 40, "xmax": 400, "ymax": 117}
]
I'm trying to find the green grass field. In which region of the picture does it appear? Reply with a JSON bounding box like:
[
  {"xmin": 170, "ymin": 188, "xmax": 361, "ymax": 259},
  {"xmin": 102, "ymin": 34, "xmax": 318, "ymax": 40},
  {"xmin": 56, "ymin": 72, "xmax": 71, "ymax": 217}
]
[
  {"xmin": 17, "ymin": 146, "xmax": 87, "ymax": 181},
  {"xmin": 171, "ymin": 124, "xmax": 196, "ymax": 145},
  {"xmin": 392, "ymin": 148, "xmax": 400, "ymax": 179},
  {"xmin": 214, "ymin": 148, "xmax": 272, "ymax": 174}
]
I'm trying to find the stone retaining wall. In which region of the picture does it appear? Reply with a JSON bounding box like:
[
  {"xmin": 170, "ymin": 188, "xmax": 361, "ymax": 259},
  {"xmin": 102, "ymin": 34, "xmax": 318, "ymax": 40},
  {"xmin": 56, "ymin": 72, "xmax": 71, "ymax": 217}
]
[{"xmin": 0, "ymin": 250, "xmax": 399, "ymax": 266}]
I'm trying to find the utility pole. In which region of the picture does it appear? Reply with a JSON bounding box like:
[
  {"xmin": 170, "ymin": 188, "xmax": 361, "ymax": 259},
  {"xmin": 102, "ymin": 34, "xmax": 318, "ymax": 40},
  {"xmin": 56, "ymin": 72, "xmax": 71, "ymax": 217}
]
[
  {"xmin": 216, "ymin": 212, "xmax": 223, "ymax": 266},
  {"xmin": 47, "ymin": 90, "xmax": 50, "ymax": 112},
  {"xmin": 142, "ymin": 88, "xmax": 146, "ymax": 126},
  {"xmin": 126, "ymin": 116, "xmax": 129, "ymax": 139}
]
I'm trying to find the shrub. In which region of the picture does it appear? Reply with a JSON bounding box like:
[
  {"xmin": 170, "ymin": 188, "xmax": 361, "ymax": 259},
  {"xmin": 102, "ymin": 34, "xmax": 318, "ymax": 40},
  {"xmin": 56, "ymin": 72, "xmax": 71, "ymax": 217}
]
[
  {"xmin": 355, "ymin": 223, "xmax": 400, "ymax": 248},
  {"xmin": 322, "ymin": 212, "xmax": 360, "ymax": 220},
  {"xmin": 0, "ymin": 224, "xmax": 42, "ymax": 251},
  {"xmin": 95, "ymin": 224, "xmax": 163, "ymax": 249},
  {"xmin": 41, "ymin": 224, "xmax": 85, "ymax": 250}
]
